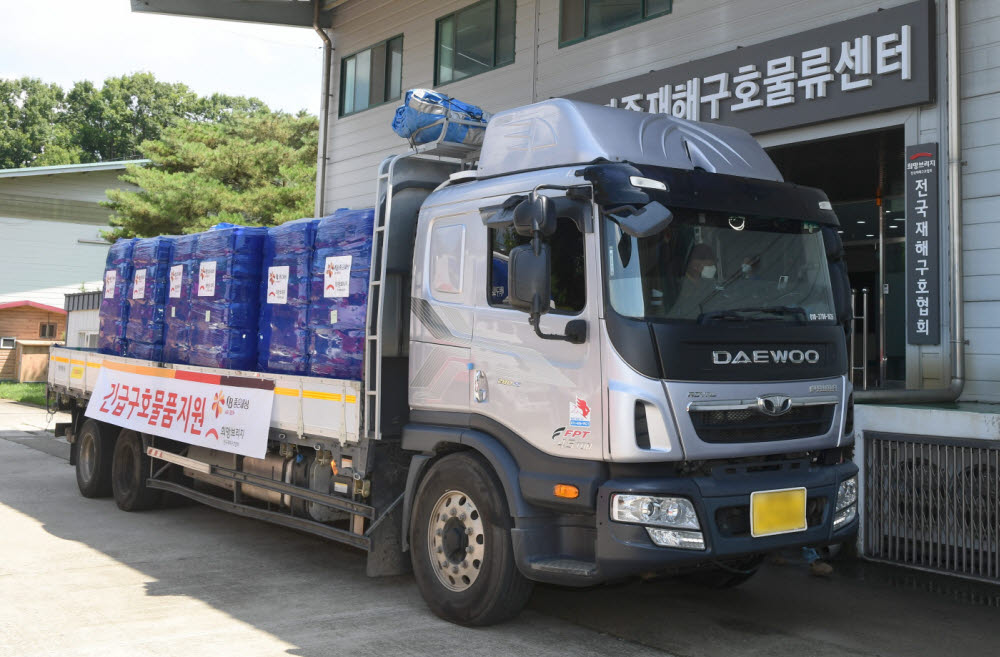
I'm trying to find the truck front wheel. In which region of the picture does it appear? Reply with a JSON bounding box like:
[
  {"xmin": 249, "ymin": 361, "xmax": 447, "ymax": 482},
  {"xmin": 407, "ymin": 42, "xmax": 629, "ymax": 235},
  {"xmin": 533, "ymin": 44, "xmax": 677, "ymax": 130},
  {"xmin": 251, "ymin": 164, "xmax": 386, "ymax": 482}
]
[
  {"xmin": 410, "ymin": 452, "xmax": 533, "ymax": 626},
  {"xmin": 111, "ymin": 430, "xmax": 162, "ymax": 511},
  {"xmin": 75, "ymin": 419, "xmax": 113, "ymax": 498}
]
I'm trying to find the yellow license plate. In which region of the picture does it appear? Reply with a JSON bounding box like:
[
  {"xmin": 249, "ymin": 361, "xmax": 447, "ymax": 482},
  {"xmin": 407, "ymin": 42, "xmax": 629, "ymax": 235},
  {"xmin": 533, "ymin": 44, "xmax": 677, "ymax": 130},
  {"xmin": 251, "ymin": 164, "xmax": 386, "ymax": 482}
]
[{"xmin": 750, "ymin": 487, "xmax": 807, "ymax": 537}]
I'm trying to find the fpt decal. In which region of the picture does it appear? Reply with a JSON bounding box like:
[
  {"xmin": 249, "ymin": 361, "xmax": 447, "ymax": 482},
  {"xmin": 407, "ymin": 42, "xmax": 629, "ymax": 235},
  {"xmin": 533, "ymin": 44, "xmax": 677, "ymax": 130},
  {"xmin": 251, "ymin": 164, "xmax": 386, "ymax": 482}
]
[
  {"xmin": 569, "ymin": 397, "xmax": 591, "ymax": 427},
  {"xmin": 552, "ymin": 426, "xmax": 593, "ymax": 451}
]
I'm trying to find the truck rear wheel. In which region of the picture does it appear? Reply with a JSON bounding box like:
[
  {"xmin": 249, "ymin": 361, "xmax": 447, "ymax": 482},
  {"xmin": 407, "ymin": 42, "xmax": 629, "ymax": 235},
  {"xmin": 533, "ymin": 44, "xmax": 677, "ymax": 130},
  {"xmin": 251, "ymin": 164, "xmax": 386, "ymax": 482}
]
[
  {"xmin": 111, "ymin": 430, "xmax": 162, "ymax": 511},
  {"xmin": 410, "ymin": 452, "xmax": 533, "ymax": 626},
  {"xmin": 75, "ymin": 419, "xmax": 113, "ymax": 498}
]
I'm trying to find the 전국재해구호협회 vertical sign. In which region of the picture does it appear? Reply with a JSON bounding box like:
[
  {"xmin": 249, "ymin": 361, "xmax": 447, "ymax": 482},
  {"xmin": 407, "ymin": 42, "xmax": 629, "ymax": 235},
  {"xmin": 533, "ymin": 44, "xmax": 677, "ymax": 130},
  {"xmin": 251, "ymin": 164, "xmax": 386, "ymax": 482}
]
[
  {"xmin": 905, "ymin": 143, "xmax": 940, "ymax": 346},
  {"xmin": 565, "ymin": 0, "xmax": 935, "ymax": 135},
  {"xmin": 85, "ymin": 360, "xmax": 275, "ymax": 458}
]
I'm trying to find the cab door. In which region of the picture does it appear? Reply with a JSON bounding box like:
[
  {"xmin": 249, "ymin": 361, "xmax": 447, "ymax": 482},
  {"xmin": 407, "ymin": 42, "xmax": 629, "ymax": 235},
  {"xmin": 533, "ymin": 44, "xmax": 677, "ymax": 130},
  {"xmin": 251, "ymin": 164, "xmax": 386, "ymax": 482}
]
[{"xmin": 470, "ymin": 196, "xmax": 604, "ymax": 461}]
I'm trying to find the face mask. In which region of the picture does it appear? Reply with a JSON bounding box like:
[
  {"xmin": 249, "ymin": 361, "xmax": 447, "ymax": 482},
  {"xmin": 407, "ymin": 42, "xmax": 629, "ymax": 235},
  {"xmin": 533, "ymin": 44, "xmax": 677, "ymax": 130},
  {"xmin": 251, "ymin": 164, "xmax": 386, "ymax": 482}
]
[
  {"xmin": 741, "ymin": 263, "xmax": 752, "ymax": 274},
  {"xmin": 701, "ymin": 265, "xmax": 717, "ymax": 279}
]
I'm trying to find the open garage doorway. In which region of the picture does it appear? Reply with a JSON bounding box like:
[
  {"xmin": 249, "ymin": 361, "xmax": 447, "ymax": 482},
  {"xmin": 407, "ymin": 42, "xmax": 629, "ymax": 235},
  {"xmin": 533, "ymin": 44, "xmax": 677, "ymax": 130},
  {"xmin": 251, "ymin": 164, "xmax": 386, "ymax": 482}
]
[{"xmin": 768, "ymin": 128, "xmax": 906, "ymax": 390}]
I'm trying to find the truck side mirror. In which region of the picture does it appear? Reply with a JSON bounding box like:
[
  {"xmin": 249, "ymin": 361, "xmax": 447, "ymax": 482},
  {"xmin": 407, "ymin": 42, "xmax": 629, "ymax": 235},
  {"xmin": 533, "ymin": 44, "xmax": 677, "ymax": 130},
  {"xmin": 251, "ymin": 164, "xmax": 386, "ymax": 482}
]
[
  {"xmin": 513, "ymin": 193, "xmax": 557, "ymax": 238},
  {"xmin": 507, "ymin": 243, "xmax": 587, "ymax": 345},
  {"xmin": 508, "ymin": 243, "xmax": 551, "ymax": 314}
]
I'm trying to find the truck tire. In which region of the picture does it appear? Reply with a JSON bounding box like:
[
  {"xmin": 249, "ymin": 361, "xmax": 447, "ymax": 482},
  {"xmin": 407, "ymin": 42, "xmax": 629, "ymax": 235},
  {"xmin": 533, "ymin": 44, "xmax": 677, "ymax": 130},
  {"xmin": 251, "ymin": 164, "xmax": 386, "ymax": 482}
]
[
  {"xmin": 111, "ymin": 430, "xmax": 162, "ymax": 511},
  {"xmin": 75, "ymin": 419, "xmax": 113, "ymax": 498},
  {"xmin": 410, "ymin": 452, "xmax": 533, "ymax": 626}
]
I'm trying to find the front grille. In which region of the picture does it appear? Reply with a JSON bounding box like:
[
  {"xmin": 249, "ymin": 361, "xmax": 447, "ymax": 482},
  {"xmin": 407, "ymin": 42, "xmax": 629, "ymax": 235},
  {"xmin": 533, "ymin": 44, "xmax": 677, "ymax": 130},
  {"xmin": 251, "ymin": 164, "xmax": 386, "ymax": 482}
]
[
  {"xmin": 715, "ymin": 496, "xmax": 827, "ymax": 538},
  {"xmin": 690, "ymin": 404, "xmax": 834, "ymax": 443}
]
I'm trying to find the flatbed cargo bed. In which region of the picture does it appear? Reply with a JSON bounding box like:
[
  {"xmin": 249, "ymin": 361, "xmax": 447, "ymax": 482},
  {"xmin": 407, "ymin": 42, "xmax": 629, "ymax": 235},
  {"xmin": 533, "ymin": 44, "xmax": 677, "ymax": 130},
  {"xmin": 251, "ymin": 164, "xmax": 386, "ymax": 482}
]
[{"xmin": 47, "ymin": 345, "xmax": 362, "ymax": 445}]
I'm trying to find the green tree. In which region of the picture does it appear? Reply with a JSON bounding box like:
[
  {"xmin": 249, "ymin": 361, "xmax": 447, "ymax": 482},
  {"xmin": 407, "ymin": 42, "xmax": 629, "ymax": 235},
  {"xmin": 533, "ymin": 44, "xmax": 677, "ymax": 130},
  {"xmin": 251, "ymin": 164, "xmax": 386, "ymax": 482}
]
[
  {"xmin": 64, "ymin": 73, "xmax": 198, "ymax": 162},
  {"xmin": 104, "ymin": 110, "xmax": 317, "ymax": 238},
  {"xmin": 0, "ymin": 77, "xmax": 82, "ymax": 168},
  {"xmin": 1, "ymin": 72, "xmax": 276, "ymax": 168}
]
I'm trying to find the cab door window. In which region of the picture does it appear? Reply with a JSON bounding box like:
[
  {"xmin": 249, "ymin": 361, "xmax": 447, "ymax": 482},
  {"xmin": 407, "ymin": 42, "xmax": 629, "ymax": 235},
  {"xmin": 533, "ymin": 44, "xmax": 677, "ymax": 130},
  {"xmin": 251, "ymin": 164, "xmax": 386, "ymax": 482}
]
[{"xmin": 488, "ymin": 217, "xmax": 585, "ymax": 313}]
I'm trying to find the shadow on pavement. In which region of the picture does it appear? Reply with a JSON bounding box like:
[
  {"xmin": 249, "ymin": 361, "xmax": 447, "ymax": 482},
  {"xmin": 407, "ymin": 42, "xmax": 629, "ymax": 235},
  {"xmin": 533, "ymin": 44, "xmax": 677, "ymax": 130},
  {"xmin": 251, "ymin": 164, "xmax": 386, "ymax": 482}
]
[
  {"xmin": 4, "ymin": 434, "xmax": 1000, "ymax": 657},
  {"xmin": 0, "ymin": 438, "xmax": 657, "ymax": 657}
]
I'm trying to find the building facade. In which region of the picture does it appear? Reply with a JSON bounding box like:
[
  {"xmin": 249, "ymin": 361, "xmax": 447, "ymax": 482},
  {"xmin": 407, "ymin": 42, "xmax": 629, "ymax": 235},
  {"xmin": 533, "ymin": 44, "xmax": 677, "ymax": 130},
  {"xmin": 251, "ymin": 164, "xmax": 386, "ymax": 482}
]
[
  {"xmin": 0, "ymin": 301, "xmax": 66, "ymax": 382},
  {"xmin": 0, "ymin": 160, "xmax": 145, "ymax": 307},
  {"xmin": 311, "ymin": 0, "xmax": 998, "ymax": 405}
]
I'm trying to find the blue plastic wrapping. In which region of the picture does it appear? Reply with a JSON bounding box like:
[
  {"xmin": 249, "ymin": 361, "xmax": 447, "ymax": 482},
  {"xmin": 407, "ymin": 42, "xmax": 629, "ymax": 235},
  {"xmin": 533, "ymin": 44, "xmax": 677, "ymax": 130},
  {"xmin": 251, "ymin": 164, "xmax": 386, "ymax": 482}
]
[
  {"xmin": 257, "ymin": 218, "xmax": 319, "ymax": 374},
  {"xmin": 391, "ymin": 89, "xmax": 490, "ymax": 145},
  {"xmin": 97, "ymin": 238, "xmax": 138, "ymax": 355},
  {"xmin": 125, "ymin": 236, "xmax": 174, "ymax": 362},
  {"xmin": 187, "ymin": 224, "xmax": 266, "ymax": 370},
  {"xmin": 307, "ymin": 208, "xmax": 375, "ymax": 380},
  {"xmin": 163, "ymin": 233, "xmax": 198, "ymax": 364}
]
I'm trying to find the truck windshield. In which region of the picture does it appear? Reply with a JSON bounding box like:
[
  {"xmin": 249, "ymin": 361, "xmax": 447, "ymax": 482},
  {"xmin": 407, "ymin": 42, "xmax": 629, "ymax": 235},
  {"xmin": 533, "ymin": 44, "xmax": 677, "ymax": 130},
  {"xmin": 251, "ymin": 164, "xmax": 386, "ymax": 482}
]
[{"xmin": 604, "ymin": 209, "xmax": 836, "ymax": 324}]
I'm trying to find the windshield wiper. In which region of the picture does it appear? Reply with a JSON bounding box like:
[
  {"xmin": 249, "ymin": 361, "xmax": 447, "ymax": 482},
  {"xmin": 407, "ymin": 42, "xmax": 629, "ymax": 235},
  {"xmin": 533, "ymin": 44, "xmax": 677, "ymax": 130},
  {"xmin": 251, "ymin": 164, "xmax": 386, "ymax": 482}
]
[{"xmin": 698, "ymin": 306, "xmax": 807, "ymax": 323}]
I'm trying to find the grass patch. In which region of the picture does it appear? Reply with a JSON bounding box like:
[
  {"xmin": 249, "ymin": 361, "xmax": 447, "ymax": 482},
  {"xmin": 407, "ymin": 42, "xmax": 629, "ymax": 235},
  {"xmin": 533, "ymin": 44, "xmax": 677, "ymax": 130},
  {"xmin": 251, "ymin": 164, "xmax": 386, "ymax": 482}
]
[{"xmin": 0, "ymin": 382, "xmax": 47, "ymax": 407}]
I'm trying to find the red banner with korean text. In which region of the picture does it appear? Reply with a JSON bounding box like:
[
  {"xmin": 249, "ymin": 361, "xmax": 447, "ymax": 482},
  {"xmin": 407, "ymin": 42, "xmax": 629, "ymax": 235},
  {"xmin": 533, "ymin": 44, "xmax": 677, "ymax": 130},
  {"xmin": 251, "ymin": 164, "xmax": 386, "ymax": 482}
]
[{"xmin": 85, "ymin": 360, "xmax": 275, "ymax": 458}]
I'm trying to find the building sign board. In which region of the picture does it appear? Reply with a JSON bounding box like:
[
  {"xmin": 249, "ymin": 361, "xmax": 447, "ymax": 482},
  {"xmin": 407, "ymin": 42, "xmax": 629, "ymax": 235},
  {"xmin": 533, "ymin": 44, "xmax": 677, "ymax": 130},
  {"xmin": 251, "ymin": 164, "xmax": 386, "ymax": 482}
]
[
  {"xmin": 566, "ymin": 0, "xmax": 935, "ymax": 135},
  {"xmin": 905, "ymin": 143, "xmax": 940, "ymax": 345}
]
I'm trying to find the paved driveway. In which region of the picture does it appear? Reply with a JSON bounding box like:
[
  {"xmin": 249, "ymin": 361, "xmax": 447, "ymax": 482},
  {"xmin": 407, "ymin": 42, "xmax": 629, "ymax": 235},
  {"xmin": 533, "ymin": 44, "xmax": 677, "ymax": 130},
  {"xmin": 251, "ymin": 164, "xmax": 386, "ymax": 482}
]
[{"xmin": 2, "ymin": 399, "xmax": 998, "ymax": 657}]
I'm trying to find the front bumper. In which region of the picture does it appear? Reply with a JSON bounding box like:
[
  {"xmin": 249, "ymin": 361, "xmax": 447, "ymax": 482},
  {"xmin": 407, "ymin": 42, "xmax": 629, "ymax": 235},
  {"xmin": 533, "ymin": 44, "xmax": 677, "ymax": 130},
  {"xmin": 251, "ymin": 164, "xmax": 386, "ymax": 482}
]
[{"xmin": 592, "ymin": 459, "xmax": 858, "ymax": 581}]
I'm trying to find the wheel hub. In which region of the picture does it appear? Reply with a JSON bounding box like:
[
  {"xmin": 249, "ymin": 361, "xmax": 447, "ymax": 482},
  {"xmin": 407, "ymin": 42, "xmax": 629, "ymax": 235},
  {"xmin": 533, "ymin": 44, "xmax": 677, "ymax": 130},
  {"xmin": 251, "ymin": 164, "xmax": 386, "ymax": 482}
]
[{"xmin": 427, "ymin": 490, "xmax": 485, "ymax": 592}]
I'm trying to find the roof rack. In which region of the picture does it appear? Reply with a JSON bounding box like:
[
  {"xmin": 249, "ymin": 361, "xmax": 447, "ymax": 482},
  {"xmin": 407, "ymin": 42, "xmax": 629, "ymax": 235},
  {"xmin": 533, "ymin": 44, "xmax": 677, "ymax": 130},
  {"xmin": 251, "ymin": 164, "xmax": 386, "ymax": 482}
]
[{"xmin": 408, "ymin": 116, "xmax": 483, "ymax": 163}]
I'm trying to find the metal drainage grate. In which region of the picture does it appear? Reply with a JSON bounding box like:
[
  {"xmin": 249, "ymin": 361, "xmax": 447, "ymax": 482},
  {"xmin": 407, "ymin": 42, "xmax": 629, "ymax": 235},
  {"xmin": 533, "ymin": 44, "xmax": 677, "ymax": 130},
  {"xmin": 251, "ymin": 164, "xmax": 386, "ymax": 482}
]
[{"xmin": 864, "ymin": 431, "xmax": 1000, "ymax": 583}]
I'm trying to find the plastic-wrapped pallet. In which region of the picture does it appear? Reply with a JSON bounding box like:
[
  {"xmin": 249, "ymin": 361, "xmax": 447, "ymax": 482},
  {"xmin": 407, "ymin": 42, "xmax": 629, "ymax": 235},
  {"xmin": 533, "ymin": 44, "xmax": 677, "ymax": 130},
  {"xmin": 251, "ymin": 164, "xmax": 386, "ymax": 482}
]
[
  {"xmin": 307, "ymin": 209, "xmax": 375, "ymax": 380},
  {"xmin": 98, "ymin": 238, "xmax": 138, "ymax": 356},
  {"xmin": 163, "ymin": 233, "xmax": 198, "ymax": 364},
  {"xmin": 391, "ymin": 88, "xmax": 490, "ymax": 146},
  {"xmin": 125, "ymin": 236, "xmax": 174, "ymax": 361},
  {"xmin": 187, "ymin": 224, "xmax": 266, "ymax": 370},
  {"xmin": 257, "ymin": 218, "xmax": 319, "ymax": 374}
]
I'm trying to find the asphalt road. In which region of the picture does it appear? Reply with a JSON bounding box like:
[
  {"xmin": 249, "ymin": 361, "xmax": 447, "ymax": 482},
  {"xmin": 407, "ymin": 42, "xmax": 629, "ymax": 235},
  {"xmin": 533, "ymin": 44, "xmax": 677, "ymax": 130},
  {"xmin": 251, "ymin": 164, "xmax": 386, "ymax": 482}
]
[{"xmin": 2, "ymin": 399, "xmax": 999, "ymax": 657}]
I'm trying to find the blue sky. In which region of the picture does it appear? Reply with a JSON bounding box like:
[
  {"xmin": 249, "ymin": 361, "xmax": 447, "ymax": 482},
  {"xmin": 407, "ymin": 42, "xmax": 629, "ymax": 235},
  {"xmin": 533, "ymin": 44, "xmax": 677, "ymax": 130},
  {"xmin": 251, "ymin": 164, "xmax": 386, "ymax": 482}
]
[{"xmin": 0, "ymin": 0, "xmax": 322, "ymax": 115}]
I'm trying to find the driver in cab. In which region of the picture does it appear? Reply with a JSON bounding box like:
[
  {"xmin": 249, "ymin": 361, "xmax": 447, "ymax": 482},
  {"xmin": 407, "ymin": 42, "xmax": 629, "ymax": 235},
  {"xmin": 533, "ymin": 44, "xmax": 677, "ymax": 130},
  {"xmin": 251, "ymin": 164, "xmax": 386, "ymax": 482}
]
[{"xmin": 667, "ymin": 243, "xmax": 719, "ymax": 319}]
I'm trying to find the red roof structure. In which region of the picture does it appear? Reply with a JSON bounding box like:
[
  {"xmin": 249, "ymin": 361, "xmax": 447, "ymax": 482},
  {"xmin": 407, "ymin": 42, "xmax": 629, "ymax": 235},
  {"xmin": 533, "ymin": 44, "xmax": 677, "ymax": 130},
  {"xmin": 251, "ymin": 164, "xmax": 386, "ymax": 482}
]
[{"xmin": 0, "ymin": 300, "xmax": 67, "ymax": 315}]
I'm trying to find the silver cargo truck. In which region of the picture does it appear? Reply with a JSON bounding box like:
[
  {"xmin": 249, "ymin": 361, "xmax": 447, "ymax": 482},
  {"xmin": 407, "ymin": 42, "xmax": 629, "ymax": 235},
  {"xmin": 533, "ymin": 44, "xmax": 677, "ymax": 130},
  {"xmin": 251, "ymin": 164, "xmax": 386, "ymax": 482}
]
[{"xmin": 48, "ymin": 99, "xmax": 859, "ymax": 626}]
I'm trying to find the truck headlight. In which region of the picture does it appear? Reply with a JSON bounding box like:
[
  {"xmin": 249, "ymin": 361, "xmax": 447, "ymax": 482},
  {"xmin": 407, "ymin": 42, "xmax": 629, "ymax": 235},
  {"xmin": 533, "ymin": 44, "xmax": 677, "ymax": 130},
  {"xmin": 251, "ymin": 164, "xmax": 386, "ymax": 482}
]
[
  {"xmin": 833, "ymin": 475, "xmax": 857, "ymax": 529},
  {"xmin": 611, "ymin": 494, "xmax": 701, "ymax": 530}
]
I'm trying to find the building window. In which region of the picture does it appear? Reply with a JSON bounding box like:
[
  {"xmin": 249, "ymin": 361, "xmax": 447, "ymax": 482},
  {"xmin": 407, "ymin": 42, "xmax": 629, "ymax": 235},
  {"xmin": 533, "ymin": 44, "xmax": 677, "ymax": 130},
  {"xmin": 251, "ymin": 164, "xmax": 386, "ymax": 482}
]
[
  {"xmin": 436, "ymin": 0, "xmax": 516, "ymax": 85},
  {"xmin": 340, "ymin": 35, "xmax": 404, "ymax": 116},
  {"xmin": 40, "ymin": 323, "xmax": 57, "ymax": 339},
  {"xmin": 489, "ymin": 218, "xmax": 586, "ymax": 313},
  {"xmin": 559, "ymin": 0, "xmax": 672, "ymax": 47},
  {"xmin": 0, "ymin": 337, "xmax": 14, "ymax": 349}
]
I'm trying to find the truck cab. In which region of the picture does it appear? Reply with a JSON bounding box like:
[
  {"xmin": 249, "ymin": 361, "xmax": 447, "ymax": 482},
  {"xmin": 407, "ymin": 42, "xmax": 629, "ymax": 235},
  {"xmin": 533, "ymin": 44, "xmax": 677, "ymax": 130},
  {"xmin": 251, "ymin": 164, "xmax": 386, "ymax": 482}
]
[{"xmin": 399, "ymin": 99, "xmax": 857, "ymax": 622}]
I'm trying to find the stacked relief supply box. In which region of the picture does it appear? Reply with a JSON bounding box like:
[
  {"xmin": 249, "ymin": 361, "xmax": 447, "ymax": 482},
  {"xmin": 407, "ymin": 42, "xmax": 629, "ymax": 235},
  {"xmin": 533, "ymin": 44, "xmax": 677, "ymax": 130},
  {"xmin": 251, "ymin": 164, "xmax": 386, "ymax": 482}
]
[
  {"xmin": 307, "ymin": 209, "xmax": 375, "ymax": 381},
  {"xmin": 125, "ymin": 236, "xmax": 174, "ymax": 361},
  {"xmin": 163, "ymin": 233, "xmax": 198, "ymax": 364},
  {"xmin": 258, "ymin": 219, "xmax": 318, "ymax": 374},
  {"xmin": 98, "ymin": 238, "xmax": 138, "ymax": 356},
  {"xmin": 187, "ymin": 224, "xmax": 266, "ymax": 371}
]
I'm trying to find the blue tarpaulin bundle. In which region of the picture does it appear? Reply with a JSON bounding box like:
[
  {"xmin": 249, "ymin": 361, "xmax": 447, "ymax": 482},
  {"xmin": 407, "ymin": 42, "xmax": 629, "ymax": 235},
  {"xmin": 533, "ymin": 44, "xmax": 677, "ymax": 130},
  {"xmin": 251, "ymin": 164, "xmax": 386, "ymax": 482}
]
[
  {"xmin": 163, "ymin": 233, "xmax": 198, "ymax": 364},
  {"xmin": 187, "ymin": 224, "xmax": 266, "ymax": 371},
  {"xmin": 391, "ymin": 88, "xmax": 490, "ymax": 146},
  {"xmin": 98, "ymin": 238, "xmax": 138, "ymax": 356},
  {"xmin": 125, "ymin": 236, "xmax": 174, "ymax": 362},
  {"xmin": 307, "ymin": 208, "xmax": 375, "ymax": 380},
  {"xmin": 257, "ymin": 218, "xmax": 319, "ymax": 374}
]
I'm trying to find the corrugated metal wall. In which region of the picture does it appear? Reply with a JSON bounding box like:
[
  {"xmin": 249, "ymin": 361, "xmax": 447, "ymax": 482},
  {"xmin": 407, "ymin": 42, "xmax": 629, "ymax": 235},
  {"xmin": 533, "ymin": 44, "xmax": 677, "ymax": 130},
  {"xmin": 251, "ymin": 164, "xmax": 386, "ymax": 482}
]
[{"xmin": 959, "ymin": 0, "xmax": 1000, "ymax": 402}]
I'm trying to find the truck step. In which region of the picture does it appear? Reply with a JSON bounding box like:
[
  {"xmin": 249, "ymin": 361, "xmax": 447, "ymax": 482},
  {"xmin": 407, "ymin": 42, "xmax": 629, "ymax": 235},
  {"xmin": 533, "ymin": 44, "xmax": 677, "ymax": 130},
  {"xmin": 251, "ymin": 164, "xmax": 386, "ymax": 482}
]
[{"xmin": 525, "ymin": 558, "xmax": 598, "ymax": 578}]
